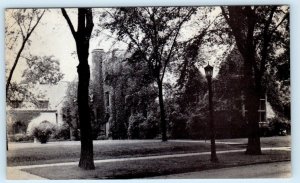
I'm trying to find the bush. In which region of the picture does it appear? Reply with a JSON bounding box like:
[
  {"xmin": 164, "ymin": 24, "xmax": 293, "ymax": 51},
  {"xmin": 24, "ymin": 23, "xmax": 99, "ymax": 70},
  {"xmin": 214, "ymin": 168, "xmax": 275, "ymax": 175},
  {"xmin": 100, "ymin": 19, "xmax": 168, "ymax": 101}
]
[
  {"xmin": 186, "ymin": 114, "xmax": 208, "ymax": 139},
  {"xmin": 9, "ymin": 133, "xmax": 33, "ymax": 142},
  {"xmin": 140, "ymin": 112, "xmax": 159, "ymax": 139},
  {"xmin": 96, "ymin": 134, "xmax": 108, "ymax": 140},
  {"xmin": 128, "ymin": 113, "xmax": 146, "ymax": 139},
  {"xmin": 70, "ymin": 128, "xmax": 80, "ymax": 141},
  {"xmin": 169, "ymin": 112, "xmax": 189, "ymax": 139},
  {"xmin": 53, "ymin": 124, "xmax": 70, "ymax": 140},
  {"xmin": 268, "ymin": 116, "xmax": 290, "ymax": 136},
  {"xmin": 30, "ymin": 120, "xmax": 56, "ymax": 143}
]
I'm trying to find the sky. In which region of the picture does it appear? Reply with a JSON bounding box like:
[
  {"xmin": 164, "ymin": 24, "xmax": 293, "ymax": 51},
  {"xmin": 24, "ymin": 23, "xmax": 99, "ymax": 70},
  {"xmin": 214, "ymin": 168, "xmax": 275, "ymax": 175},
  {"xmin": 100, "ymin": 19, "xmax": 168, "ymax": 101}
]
[
  {"xmin": 6, "ymin": 9, "xmax": 79, "ymax": 82},
  {"xmin": 6, "ymin": 7, "xmax": 226, "ymax": 83},
  {"xmin": 1, "ymin": 1, "xmax": 300, "ymax": 183},
  {"xmin": 6, "ymin": 8, "xmax": 132, "ymax": 83}
]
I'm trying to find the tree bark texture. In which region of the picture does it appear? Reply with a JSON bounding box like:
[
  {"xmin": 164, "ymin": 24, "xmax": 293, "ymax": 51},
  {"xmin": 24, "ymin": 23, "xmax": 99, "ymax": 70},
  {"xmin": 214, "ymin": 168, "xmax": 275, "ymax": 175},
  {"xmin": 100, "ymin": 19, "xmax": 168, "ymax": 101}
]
[
  {"xmin": 61, "ymin": 8, "xmax": 95, "ymax": 169},
  {"xmin": 157, "ymin": 80, "xmax": 167, "ymax": 142},
  {"xmin": 221, "ymin": 6, "xmax": 262, "ymax": 155},
  {"xmin": 243, "ymin": 53, "xmax": 262, "ymax": 155},
  {"xmin": 77, "ymin": 63, "xmax": 95, "ymax": 169}
]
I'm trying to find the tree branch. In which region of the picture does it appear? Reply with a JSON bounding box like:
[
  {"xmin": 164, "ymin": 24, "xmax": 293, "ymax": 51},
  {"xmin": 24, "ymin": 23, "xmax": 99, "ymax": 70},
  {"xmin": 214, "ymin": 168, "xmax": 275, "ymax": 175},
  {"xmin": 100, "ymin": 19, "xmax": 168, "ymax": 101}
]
[
  {"xmin": 6, "ymin": 9, "xmax": 46, "ymax": 97},
  {"xmin": 26, "ymin": 10, "xmax": 45, "ymax": 40},
  {"xmin": 16, "ymin": 18, "xmax": 25, "ymax": 40},
  {"xmin": 160, "ymin": 8, "xmax": 195, "ymax": 81},
  {"xmin": 259, "ymin": 6, "xmax": 277, "ymax": 77},
  {"xmin": 61, "ymin": 8, "xmax": 77, "ymax": 38},
  {"xmin": 85, "ymin": 8, "xmax": 94, "ymax": 35},
  {"xmin": 270, "ymin": 11, "xmax": 289, "ymax": 36}
]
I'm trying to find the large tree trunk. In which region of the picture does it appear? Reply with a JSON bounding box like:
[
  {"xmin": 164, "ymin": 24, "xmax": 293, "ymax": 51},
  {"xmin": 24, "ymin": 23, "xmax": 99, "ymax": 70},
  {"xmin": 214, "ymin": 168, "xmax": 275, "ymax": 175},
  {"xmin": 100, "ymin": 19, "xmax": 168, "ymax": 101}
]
[
  {"xmin": 157, "ymin": 79, "xmax": 167, "ymax": 141},
  {"xmin": 61, "ymin": 8, "xmax": 95, "ymax": 170},
  {"xmin": 245, "ymin": 85, "xmax": 262, "ymax": 154},
  {"xmin": 243, "ymin": 52, "xmax": 262, "ymax": 155},
  {"xmin": 77, "ymin": 62, "xmax": 95, "ymax": 169},
  {"xmin": 76, "ymin": 32, "xmax": 95, "ymax": 169}
]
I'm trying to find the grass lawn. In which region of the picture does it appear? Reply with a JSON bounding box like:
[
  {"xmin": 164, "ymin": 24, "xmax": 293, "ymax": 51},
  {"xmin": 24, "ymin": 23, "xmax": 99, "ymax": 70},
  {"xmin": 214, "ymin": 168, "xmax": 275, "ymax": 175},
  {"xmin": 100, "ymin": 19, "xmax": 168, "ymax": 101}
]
[
  {"xmin": 7, "ymin": 140, "xmax": 238, "ymax": 166},
  {"xmin": 22, "ymin": 150, "xmax": 291, "ymax": 179},
  {"xmin": 7, "ymin": 136, "xmax": 291, "ymax": 167},
  {"xmin": 218, "ymin": 135, "xmax": 291, "ymax": 147}
]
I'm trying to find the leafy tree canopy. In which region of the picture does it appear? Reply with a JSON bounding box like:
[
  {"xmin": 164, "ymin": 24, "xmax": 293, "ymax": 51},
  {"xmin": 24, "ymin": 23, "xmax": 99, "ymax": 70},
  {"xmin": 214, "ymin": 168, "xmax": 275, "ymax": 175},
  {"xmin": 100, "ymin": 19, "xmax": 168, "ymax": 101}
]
[{"xmin": 22, "ymin": 55, "xmax": 64, "ymax": 85}]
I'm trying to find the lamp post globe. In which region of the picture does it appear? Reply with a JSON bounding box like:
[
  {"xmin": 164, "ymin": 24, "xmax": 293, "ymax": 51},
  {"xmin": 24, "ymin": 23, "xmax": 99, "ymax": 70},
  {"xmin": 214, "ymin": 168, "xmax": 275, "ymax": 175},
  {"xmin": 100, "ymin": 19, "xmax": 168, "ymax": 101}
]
[{"xmin": 204, "ymin": 63, "xmax": 213, "ymax": 79}]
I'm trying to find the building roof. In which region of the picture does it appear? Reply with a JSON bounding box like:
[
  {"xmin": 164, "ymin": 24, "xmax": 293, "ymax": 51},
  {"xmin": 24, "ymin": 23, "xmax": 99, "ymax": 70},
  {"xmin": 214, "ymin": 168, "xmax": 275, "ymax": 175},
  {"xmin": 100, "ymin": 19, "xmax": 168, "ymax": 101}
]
[{"xmin": 8, "ymin": 81, "xmax": 69, "ymax": 110}]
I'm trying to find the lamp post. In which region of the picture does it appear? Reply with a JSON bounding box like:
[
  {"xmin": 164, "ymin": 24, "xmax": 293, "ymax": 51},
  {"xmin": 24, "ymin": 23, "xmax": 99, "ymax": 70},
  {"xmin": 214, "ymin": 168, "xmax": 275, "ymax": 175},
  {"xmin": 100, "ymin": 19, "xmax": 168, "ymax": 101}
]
[{"xmin": 204, "ymin": 63, "xmax": 218, "ymax": 162}]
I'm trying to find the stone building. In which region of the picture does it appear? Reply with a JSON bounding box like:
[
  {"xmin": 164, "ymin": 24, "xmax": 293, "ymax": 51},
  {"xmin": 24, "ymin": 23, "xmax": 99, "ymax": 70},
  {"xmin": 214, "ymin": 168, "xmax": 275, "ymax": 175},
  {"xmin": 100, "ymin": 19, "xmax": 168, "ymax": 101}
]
[
  {"xmin": 213, "ymin": 47, "xmax": 275, "ymax": 138},
  {"xmin": 7, "ymin": 82, "xmax": 68, "ymax": 139},
  {"xmin": 91, "ymin": 49, "xmax": 130, "ymax": 138}
]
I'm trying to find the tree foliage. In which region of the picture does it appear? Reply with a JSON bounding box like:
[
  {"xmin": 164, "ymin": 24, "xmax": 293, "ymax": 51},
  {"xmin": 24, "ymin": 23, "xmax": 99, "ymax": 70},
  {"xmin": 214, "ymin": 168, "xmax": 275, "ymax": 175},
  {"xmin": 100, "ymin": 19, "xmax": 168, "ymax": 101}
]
[
  {"xmin": 61, "ymin": 80, "xmax": 80, "ymax": 140},
  {"xmin": 102, "ymin": 50, "xmax": 158, "ymax": 139},
  {"xmin": 103, "ymin": 7, "xmax": 197, "ymax": 141},
  {"xmin": 6, "ymin": 55, "xmax": 64, "ymax": 108},
  {"xmin": 22, "ymin": 56, "xmax": 64, "ymax": 84},
  {"xmin": 221, "ymin": 5, "xmax": 289, "ymax": 154},
  {"xmin": 5, "ymin": 9, "xmax": 46, "ymax": 97}
]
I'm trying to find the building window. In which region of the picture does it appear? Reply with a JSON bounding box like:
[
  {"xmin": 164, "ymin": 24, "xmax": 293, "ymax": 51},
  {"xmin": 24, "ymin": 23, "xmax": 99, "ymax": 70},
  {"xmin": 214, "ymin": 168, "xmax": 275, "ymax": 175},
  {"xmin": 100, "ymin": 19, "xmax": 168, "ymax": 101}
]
[
  {"xmin": 11, "ymin": 100, "xmax": 22, "ymax": 108},
  {"xmin": 105, "ymin": 91, "xmax": 110, "ymax": 107},
  {"xmin": 37, "ymin": 100, "xmax": 49, "ymax": 108},
  {"xmin": 258, "ymin": 98, "xmax": 266, "ymax": 122},
  {"xmin": 260, "ymin": 112, "xmax": 266, "ymax": 122}
]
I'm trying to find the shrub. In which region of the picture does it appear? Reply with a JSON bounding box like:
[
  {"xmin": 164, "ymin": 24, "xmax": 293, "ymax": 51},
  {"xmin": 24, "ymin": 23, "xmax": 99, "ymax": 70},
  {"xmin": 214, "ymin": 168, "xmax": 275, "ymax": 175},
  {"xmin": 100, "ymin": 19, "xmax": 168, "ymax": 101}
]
[
  {"xmin": 140, "ymin": 112, "xmax": 159, "ymax": 139},
  {"xmin": 30, "ymin": 120, "xmax": 56, "ymax": 143},
  {"xmin": 128, "ymin": 113, "xmax": 146, "ymax": 139},
  {"xmin": 268, "ymin": 116, "xmax": 290, "ymax": 136},
  {"xmin": 186, "ymin": 114, "xmax": 208, "ymax": 139},
  {"xmin": 9, "ymin": 133, "xmax": 33, "ymax": 142},
  {"xmin": 68, "ymin": 128, "xmax": 81, "ymax": 141},
  {"xmin": 169, "ymin": 112, "xmax": 189, "ymax": 139},
  {"xmin": 53, "ymin": 123, "xmax": 70, "ymax": 140},
  {"xmin": 96, "ymin": 134, "xmax": 108, "ymax": 140}
]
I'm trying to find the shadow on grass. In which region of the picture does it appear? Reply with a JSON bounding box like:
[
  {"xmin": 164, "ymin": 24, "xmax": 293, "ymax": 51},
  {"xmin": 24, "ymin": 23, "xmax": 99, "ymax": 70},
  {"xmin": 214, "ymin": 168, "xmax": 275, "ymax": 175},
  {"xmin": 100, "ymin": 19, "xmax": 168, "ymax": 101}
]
[
  {"xmin": 8, "ymin": 141, "xmax": 238, "ymax": 166},
  {"xmin": 22, "ymin": 150, "xmax": 290, "ymax": 179}
]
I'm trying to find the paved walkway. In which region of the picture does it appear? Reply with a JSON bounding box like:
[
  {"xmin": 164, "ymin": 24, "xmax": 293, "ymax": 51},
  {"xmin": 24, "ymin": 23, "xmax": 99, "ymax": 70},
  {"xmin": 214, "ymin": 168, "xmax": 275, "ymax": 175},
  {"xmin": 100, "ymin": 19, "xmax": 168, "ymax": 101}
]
[
  {"xmin": 7, "ymin": 167, "xmax": 47, "ymax": 180},
  {"xmin": 151, "ymin": 161, "xmax": 291, "ymax": 178},
  {"xmin": 7, "ymin": 146, "xmax": 290, "ymax": 180}
]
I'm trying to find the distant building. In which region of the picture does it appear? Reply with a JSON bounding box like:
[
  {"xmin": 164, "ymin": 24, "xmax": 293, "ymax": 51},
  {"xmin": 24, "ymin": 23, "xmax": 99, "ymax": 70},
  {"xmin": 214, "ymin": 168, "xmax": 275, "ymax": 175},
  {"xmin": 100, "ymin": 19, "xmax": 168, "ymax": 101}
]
[
  {"xmin": 7, "ymin": 82, "xmax": 68, "ymax": 138},
  {"xmin": 90, "ymin": 49, "xmax": 130, "ymax": 138},
  {"xmin": 213, "ymin": 47, "xmax": 275, "ymax": 138}
]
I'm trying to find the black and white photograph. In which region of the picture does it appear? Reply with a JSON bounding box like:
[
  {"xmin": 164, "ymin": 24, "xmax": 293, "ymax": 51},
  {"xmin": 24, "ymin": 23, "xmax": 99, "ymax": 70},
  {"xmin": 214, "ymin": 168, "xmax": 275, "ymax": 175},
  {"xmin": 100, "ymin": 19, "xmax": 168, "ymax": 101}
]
[{"xmin": 5, "ymin": 5, "xmax": 291, "ymax": 179}]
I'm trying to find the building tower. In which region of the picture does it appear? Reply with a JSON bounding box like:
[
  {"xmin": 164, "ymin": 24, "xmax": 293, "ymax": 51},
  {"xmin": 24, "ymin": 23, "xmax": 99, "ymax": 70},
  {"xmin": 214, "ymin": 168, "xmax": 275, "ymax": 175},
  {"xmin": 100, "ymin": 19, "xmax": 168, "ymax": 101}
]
[{"xmin": 91, "ymin": 49, "xmax": 106, "ymax": 136}]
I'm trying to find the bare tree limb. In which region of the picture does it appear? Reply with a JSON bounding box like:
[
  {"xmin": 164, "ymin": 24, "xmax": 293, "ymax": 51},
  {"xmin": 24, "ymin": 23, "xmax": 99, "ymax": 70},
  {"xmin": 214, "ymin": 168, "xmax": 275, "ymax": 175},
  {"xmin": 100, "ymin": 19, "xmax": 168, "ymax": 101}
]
[
  {"xmin": 6, "ymin": 9, "xmax": 46, "ymax": 98},
  {"xmin": 160, "ymin": 8, "xmax": 195, "ymax": 81},
  {"xmin": 61, "ymin": 8, "xmax": 77, "ymax": 38},
  {"xmin": 26, "ymin": 10, "xmax": 45, "ymax": 40},
  {"xmin": 270, "ymin": 12, "xmax": 289, "ymax": 35}
]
